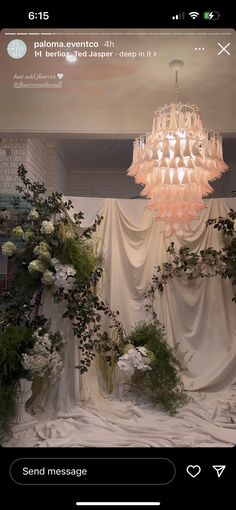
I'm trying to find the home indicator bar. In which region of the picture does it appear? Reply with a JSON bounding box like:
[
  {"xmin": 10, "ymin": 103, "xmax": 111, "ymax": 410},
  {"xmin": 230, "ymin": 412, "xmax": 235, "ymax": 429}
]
[{"xmin": 75, "ymin": 503, "xmax": 161, "ymax": 507}]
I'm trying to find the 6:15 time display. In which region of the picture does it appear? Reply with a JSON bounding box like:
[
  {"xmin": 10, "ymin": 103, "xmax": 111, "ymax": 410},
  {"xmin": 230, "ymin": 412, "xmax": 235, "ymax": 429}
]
[{"xmin": 28, "ymin": 12, "xmax": 49, "ymax": 20}]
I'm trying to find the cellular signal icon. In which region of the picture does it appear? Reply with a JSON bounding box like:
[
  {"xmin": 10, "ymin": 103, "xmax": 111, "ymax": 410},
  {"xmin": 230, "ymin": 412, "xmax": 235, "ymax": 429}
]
[{"xmin": 172, "ymin": 12, "xmax": 185, "ymax": 20}]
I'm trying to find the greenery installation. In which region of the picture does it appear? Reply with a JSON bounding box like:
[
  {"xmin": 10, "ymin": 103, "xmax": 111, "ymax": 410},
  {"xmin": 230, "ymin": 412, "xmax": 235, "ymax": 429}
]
[
  {"xmin": 120, "ymin": 322, "xmax": 188, "ymax": 415},
  {"xmin": 0, "ymin": 165, "xmax": 121, "ymax": 440}
]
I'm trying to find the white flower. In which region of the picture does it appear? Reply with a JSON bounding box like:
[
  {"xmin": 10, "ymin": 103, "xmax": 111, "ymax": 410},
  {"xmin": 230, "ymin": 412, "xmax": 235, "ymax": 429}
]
[
  {"xmin": 41, "ymin": 270, "xmax": 56, "ymax": 286},
  {"xmin": 12, "ymin": 226, "xmax": 25, "ymax": 240},
  {"xmin": 34, "ymin": 242, "xmax": 49, "ymax": 254},
  {"xmin": 54, "ymin": 264, "xmax": 76, "ymax": 290},
  {"xmin": 40, "ymin": 220, "xmax": 54, "ymax": 235},
  {"xmin": 22, "ymin": 329, "xmax": 65, "ymax": 383},
  {"xmin": 28, "ymin": 259, "xmax": 45, "ymax": 273},
  {"xmin": 118, "ymin": 347, "xmax": 152, "ymax": 376},
  {"xmin": 28, "ymin": 209, "xmax": 39, "ymax": 221},
  {"xmin": 24, "ymin": 229, "xmax": 34, "ymax": 241},
  {"xmin": 51, "ymin": 257, "xmax": 60, "ymax": 267},
  {"xmin": 136, "ymin": 346, "xmax": 149, "ymax": 355},
  {"xmin": 33, "ymin": 242, "xmax": 51, "ymax": 260},
  {"xmin": 1, "ymin": 241, "xmax": 17, "ymax": 257}
]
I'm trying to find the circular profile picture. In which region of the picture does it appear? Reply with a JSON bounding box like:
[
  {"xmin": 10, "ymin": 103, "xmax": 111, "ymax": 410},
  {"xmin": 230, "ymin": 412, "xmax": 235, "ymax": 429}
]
[{"xmin": 7, "ymin": 39, "xmax": 27, "ymax": 59}]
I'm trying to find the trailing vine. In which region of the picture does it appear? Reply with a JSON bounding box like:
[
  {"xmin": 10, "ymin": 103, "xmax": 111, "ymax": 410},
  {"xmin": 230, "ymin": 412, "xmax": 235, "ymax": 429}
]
[{"xmin": 145, "ymin": 194, "xmax": 236, "ymax": 319}]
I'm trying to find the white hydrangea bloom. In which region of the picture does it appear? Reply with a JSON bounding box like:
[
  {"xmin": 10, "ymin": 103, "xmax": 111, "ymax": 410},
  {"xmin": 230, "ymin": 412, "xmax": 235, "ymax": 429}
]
[
  {"xmin": 28, "ymin": 259, "xmax": 45, "ymax": 273},
  {"xmin": 40, "ymin": 220, "xmax": 54, "ymax": 235},
  {"xmin": 12, "ymin": 226, "xmax": 25, "ymax": 240},
  {"xmin": 24, "ymin": 230, "xmax": 34, "ymax": 241},
  {"xmin": 22, "ymin": 329, "xmax": 65, "ymax": 383},
  {"xmin": 41, "ymin": 270, "xmax": 56, "ymax": 286},
  {"xmin": 34, "ymin": 242, "xmax": 49, "ymax": 254},
  {"xmin": 1, "ymin": 241, "xmax": 17, "ymax": 257},
  {"xmin": 28, "ymin": 209, "xmax": 39, "ymax": 220},
  {"xmin": 33, "ymin": 242, "xmax": 51, "ymax": 260},
  {"xmin": 118, "ymin": 347, "xmax": 152, "ymax": 376}
]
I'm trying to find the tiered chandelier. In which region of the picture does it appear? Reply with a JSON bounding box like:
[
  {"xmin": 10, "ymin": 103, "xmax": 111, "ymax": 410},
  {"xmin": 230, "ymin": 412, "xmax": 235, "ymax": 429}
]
[{"xmin": 127, "ymin": 60, "xmax": 228, "ymax": 234}]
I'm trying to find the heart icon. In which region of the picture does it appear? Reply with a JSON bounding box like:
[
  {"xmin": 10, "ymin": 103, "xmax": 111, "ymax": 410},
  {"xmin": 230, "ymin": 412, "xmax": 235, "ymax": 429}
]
[
  {"xmin": 186, "ymin": 465, "xmax": 201, "ymax": 478},
  {"xmin": 57, "ymin": 73, "xmax": 64, "ymax": 80}
]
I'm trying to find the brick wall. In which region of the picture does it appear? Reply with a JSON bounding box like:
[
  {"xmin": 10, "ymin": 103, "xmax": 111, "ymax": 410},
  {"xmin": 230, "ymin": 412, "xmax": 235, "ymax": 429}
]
[
  {"xmin": 0, "ymin": 138, "xmax": 69, "ymax": 196},
  {"xmin": 0, "ymin": 138, "xmax": 27, "ymax": 195},
  {"xmin": 25, "ymin": 139, "xmax": 48, "ymax": 185}
]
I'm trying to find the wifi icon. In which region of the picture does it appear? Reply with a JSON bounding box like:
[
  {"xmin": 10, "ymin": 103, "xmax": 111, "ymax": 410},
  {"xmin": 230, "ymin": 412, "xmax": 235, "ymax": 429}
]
[{"xmin": 189, "ymin": 11, "xmax": 200, "ymax": 19}]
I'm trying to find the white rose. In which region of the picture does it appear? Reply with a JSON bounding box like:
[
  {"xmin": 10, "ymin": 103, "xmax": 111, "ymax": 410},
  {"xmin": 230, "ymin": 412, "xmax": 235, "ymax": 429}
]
[
  {"xmin": 1, "ymin": 241, "xmax": 17, "ymax": 257},
  {"xmin": 28, "ymin": 209, "xmax": 39, "ymax": 220},
  {"xmin": 40, "ymin": 221, "xmax": 54, "ymax": 235}
]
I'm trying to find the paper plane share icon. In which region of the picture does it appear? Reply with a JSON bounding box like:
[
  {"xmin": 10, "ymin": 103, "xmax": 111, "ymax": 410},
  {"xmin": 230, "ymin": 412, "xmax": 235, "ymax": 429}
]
[{"xmin": 212, "ymin": 465, "xmax": 226, "ymax": 478}]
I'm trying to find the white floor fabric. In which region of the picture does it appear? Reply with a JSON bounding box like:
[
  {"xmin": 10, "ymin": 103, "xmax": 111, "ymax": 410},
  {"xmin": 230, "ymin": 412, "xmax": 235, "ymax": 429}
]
[{"xmin": 7, "ymin": 385, "xmax": 236, "ymax": 447}]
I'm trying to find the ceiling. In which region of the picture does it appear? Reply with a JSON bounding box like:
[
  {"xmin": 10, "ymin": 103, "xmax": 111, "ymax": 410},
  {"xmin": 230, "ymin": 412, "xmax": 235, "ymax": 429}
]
[{"xmin": 0, "ymin": 28, "xmax": 235, "ymax": 136}]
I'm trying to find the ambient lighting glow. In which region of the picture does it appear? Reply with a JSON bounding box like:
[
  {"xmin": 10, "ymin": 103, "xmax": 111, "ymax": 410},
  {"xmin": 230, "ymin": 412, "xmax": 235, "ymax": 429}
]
[{"xmin": 127, "ymin": 60, "xmax": 228, "ymax": 234}]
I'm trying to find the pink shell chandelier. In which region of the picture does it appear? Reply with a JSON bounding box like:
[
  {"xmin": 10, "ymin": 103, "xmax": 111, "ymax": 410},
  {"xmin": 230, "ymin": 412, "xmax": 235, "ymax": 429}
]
[{"xmin": 128, "ymin": 61, "xmax": 228, "ymax": 234}]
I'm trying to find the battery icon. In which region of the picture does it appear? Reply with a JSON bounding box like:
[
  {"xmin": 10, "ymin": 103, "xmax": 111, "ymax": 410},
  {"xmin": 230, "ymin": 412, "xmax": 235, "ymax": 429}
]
[{"xmin": 203, "ymin": 11, "xmax": 220, "ymax": 20}]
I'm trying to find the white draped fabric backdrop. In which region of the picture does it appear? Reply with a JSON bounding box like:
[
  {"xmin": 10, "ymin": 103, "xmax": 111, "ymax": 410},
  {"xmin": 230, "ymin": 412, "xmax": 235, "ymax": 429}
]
[{"xmin": 7, "ymin": 197, "xmax": 236, "ymax": 447}]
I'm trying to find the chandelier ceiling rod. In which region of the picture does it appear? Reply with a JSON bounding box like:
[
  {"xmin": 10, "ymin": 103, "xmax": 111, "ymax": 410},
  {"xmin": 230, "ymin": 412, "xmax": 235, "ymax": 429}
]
[{"xmin": 169, "ymin": 59, "xmax": 184, "ymax": 103}]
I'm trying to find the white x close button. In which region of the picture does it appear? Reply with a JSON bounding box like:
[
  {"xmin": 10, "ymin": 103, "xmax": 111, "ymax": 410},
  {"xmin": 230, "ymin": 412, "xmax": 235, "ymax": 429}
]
[{"xmin": 217, "ymin": 42, "xmax": 231, "ymax": 55}]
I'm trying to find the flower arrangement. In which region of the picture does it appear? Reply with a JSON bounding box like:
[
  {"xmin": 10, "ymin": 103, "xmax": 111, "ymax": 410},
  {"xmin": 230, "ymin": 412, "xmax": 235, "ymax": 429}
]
[
  {"xmin": 118, "ymin": 346, "xmax": 152, "ymax": 375},
  {"xmin": 0, "ymin": 165, "xmax": 120, "ymax": 439},
  {"xmin": 22, "ymin": 328, "xmax": 65, "ymax": 383},
  {"xmin": 117, "ymin": 322, "xmax": 188, "ymax": 415}
]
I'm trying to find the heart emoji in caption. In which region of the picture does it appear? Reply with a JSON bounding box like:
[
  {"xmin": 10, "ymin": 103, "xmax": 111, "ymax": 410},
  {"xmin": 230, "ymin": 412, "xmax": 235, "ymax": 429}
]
[
  {"xmin": 186, "ymin": 465, "xmax": 201, "ymax": 478},
  {"xmin": 57, "ymin": 73, "xmax": 64, "ymax": 80}
]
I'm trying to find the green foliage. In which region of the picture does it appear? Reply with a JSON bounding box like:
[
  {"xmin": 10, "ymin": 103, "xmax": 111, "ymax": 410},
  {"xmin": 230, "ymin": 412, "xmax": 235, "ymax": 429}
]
[
  {"xmin": 57, "ymin": 237, "xmax": 97, "ymax": 284},
  {"xmin": 127, "ymin": 322, "xmax": 188, "ymax": 415},
  {"xmin": 0, "ymin": 325, "xmax": 34, "ymax": 440}
]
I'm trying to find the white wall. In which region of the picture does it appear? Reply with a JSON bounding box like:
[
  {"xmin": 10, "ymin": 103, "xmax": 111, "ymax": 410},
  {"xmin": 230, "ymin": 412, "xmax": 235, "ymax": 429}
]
[
  {"xmin": 25, "ymin": 139, "xmax": 48, "ymax": 184},
  {"xmin": 0, "ymin": 138, "xmax": 69, "ymax": 196},
  {"xmin": 0, "ymin": 138, "xmax": 28, "ymax": 195}
]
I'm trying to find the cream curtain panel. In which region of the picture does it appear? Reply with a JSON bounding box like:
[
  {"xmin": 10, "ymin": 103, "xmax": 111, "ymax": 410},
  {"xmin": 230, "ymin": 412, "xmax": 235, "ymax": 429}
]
[
  {"xmin": 7, "ymin": 197, "xmax": 236, "ymax": 447},
  {"xmin": 68, "ymin": 196, "xmax": 236, "ymax": 391}
]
